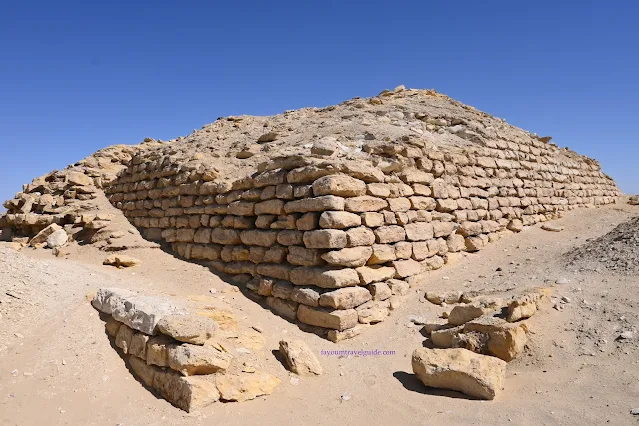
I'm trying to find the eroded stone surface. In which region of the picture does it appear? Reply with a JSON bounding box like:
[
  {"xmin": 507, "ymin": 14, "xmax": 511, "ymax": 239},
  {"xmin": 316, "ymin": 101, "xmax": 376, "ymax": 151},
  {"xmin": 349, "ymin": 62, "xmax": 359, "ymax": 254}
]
[
  {"xmin": 412, "ymin": 348, "xmax": 506, "ymax": 400},
  {"xmin": 279, "ymin": 339, "xmax": 323, "ymax": 376}
]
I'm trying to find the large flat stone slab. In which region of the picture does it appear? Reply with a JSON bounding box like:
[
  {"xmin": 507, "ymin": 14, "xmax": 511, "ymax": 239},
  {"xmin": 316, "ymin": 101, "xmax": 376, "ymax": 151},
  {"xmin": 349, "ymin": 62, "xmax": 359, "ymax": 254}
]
[{"xmin": 92, "ymin": 288, "xmax": 187, "ymax": 335}]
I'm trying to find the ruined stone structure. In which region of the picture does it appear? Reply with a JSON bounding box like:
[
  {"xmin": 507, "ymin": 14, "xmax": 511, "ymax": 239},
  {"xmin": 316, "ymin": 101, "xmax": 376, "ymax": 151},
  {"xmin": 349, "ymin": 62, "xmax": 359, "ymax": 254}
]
[{"xmin": 1, "ymin": 87, "xmax": 622, "ymax": 341}]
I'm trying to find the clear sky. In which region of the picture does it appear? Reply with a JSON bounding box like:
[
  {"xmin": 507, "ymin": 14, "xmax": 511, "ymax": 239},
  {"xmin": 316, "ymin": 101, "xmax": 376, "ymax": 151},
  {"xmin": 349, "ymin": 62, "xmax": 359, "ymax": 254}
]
[{"xmin": 1, "ymin": 0, "xmax": 637, "ymax": 207}]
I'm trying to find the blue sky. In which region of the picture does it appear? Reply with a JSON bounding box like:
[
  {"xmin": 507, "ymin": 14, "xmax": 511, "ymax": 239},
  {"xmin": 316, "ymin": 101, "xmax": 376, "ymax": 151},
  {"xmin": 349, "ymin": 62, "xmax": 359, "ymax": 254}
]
[{"xmin": 1, "ymin": 0, "xmax": 637, "ymax": 206}]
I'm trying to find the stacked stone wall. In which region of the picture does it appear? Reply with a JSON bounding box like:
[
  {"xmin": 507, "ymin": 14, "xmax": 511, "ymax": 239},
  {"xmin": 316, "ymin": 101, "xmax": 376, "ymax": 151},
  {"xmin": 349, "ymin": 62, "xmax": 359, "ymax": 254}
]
[{"xmin": 102, "ymin": 137, "xmax": 620, "ymax": 340}]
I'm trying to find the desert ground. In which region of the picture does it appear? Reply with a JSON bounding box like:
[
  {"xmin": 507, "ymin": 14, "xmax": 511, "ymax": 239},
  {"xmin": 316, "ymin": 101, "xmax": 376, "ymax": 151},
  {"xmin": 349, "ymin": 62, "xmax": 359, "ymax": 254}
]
[{"xmin": 1, "ymin": 202, "xmax": 637, "ymax": 426}]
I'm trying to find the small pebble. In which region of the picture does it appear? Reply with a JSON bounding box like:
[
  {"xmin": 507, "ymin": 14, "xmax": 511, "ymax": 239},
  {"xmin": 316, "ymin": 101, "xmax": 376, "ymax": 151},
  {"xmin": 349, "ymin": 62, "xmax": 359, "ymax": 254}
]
[
  {"xmin": 619, "ymin": 331, "xmax": 634, "ymax": 340},
  {"xmin": 631, "ymin": 408, "xmax": 639, "ymax": 415},
  {"xmin": 556, "ymin": 278, "xmax": 569, "ymax": 285},
  {"xmin": 340, "ymin": 392, "xmax": 351, "ymax": 401}
]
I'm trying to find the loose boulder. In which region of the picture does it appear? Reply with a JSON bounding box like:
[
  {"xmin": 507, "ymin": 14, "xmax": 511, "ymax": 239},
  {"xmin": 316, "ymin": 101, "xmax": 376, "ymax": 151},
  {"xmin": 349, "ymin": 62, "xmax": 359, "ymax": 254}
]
[
  {"xmin": 279, "ymin": 339, "xmax": 323, "ymax": 376},
  {"xmin": 411, "ymin": 348, "xmax": 506, "ymax": 400}
]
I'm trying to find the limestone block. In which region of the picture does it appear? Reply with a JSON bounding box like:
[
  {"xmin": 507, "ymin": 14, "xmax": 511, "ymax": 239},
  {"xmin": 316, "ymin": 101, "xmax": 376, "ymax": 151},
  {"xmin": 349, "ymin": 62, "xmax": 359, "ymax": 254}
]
[
  {"xmin": 240, "ymin": 230, "xmax": 278, "ymax": 247},
  {"xmin": 290, "ymin": 267, "xmax": 359, "ymax": 288},
  {"xmin": 287, "ymin": 246, "xmax": 325, "ymax": 266},
  {"xmin": 168, "ymin": 343, "xmax": 233, "ymax": 376},
  {"xmin": 463, "ymin": 317, "xmax": 527, "ymax": 362},
  {"xmin": 284, "ymin": 195, "xmax": 345, "ymax": 213},
  {"xmin": 448, "ymin": 300, "xmax": 501, "ymax": 326},
  {"xmin": 296, "ymin": 212, "xmax": 319, "ymax": 230},
  {"xmin": 321, "ymin": 246, "xmax": 372, "ymax": 267},
  {"xmin": 227, "ymin": 201, "xmax": 255, "ymax": 216},
  {"xmin": 367, "ymin": 183, "xmax": 391, "ymax": 198},
  {"xmin": 215, "ymin": 372, "xmax": 280, "ymax": 402},
  {"xmin": 465, "ymin": 236, "xmax": 486, "ymax": 252},
  {"xmin": 346, "ymin": 226, "xmax": 376, "ymax": 246},
  {"xmin": 374, "ymin": 225, "xmax": 406, "ymax": 244},
  {"xmin": 436, "ymin": 199, "xmax": 458, "ymax": 212},
  {"xmin": 266, "ymin": 297, "xmax": 299, "ymax": 320},
  {"xmin": 157, "ymin": 314, "xmax": 219, "ymax": 345},
  {"xmin": 276, "ymin": 230, "xmax": 304, "ymax": 246},
  {"xmin": 110, "ymin": 293, "xmax": 187, "ymax": 335},
  {"xmin": 29, "ymin": 223, "xmax": 62, "ymax": 246},
  {"xmin": 361, "ymin": 212, "xmax": 384, "ymax": 227},
  {"xmin": 105, "ymin": 315, "xmax": 122, "ymax": 337},
  {"xmin": 388, "ymin": 197, "xmax": 411, "ymax": 212},
  {"xmin": 279, "ymin": 339, "xmax": 323, "ymax": 376},
  {"xmin": 46, "ymin": 229, "xmax": 68, "ymax": 248},
  {"xmin": 115, "ymin": 323, "xmax": 134, "ymax": 354},
  {"xmin": 367, "ymin": 244, "xmax": 397, "ymax": 264},
  {"xmin": 399, "ymin": 169, "xmax": 434, "ymax": 184},
  {"xmin": 255, "ymin": 264, "xmax": 292, "ymax": 280},
  {"xmin": 272, "ymin": 280, "xmax": 295, "ymax": 300},
  {"xmin": 255, "ymin": 199, "xmax": 285, "ymax": 215},
  {"xmin": 411, "ymin": 348, "xmax": 506, "ymax": 400},
  {"xmin": 291, "ymin": 286, "xmax": 322, "ymax": 307},
  {"xmin": 297, "ymin": 305, "xmax": 358, "ymax": 330},
  {"xmin": 392, "ymin": 259, "xmax": 421, "ymax": 278},
  {"xmin": 356, "ymin": 300, "xmax": 390, "ymax": 324},
  {"xmin": 368, "ymin": 282, "xmax": 392, "ymax": 301},
  {"xmin": 319, "ymin": 287, "xmax": 372, "ymax": 309},
  {"xmin": 210, "ymin": 228, "xmax": 242, "ymax": 245},
  {"xmin": 146, "ymin": 335, "xmax": 179, "ymax": 367},
  {"xmin": 386, "ymin": 279, "xmax": 410, "ymax": 296},
  {"xmin": 432, "ymin": 221, "xmax": 457, "ymax": 238},
  {"xmin": 344, "ymin": 196, "xmax": 388, "ymax": 212},
  {"xmin": 404, "ymin": 222, "xmax": 434, "ymax": 241},
  {"xmin": 355, "ymin": 265, "xmax": 396, "ymax": 284},
  {"xmin": 92, "ymin": 287, "xmax": 137, "ymax": 315},
  {"xmin": 446, "ymin": 234, "xmax": 466, "ymax": 252},
  {"xmin": 151, "ymin": 367, "xmax": 220, "ymax": 411},
  {"xmin": 193, "ymin": 228, "xmax": 212, "ymax": 244},
  {"xmin": 409, "ymin": 196, "xmax": 436, "ymax": 211},
  {"xmin": 129, "ymin": 332, "xmax": 150, "ymax": 359},
  {"xmin": 431, "ymin": 325, "xmax": 464, "ymax": 348},
  {"xmin": 312, "ymin": 174, "xmax": 366, "ymax": 197},
  {"xmin": 303, "ymin": 229, "xmax": 348, "ymax": 249},
  {"xmin": 319, "ymin": 211, "xmax": 361, "ymax": 229}
]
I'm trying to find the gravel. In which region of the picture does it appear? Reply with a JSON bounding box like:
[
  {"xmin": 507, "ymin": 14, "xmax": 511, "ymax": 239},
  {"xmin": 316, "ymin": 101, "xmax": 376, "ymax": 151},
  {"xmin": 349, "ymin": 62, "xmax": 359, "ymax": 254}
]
[{"xmin": 564, "ymin": 216, "xmax": 639, "ymax": 275}]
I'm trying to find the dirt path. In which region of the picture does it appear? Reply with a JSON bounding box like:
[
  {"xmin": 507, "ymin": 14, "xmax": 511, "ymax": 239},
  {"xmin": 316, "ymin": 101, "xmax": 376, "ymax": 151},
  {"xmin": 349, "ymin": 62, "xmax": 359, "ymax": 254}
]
[{"xmin": 1, "ymin": 204, "xmax": 638, "ymax": 426}]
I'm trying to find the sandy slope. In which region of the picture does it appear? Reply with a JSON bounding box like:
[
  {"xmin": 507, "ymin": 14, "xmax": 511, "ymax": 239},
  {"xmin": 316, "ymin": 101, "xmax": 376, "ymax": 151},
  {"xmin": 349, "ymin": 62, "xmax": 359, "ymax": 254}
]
[{"xmin": 1, "ymin": 203, "xmax": 638, "ymax": 426}]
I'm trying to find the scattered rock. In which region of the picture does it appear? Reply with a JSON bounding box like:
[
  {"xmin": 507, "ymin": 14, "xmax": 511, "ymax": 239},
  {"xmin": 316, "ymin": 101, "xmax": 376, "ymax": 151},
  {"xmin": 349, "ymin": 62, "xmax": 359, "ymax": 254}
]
[
  {"xmin": 411, "ymin": 348, "xmax": 506, "ymax": 400},
  {"xmin": 46, "ymin": 229, "xmax": 68, "ymax": 248},
  {"xmin": 541, "ymin": 224, "xmax": 564, "ymax": 232},
  {"xmin": 29, "ymin": 224, "xmax": 62, "ymax": 247},
  {"xmin": 257, "ymin": 132, "xmax": 278, "ymax": 143},
  {"xmin": 103, "ymin": 255, "xmax": 142, "ymax": 268},
  {"xmin": 215, "ymin": 372, "xmax": 280, "ymax": 402},
  {"xmin": 278, "ymin": 339, "xmax": 323, "ymax": 376},
  {"xmin": 426, "ymin": 291, "xmax": 462, "ymax": 305},
  {"xmin": 447, "ymin": 300, "xmax": 501, "ymax": 326},
  {"xmin": 618, "ymin": 331, "xmax": 634, "ymax": 340}
]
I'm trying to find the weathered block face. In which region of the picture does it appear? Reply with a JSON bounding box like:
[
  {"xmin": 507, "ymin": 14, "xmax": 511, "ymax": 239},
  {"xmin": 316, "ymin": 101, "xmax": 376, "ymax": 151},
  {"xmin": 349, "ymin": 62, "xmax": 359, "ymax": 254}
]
[{"xmin": 1, "ymin": 88, "xmax": 622, "ymax": 340}]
